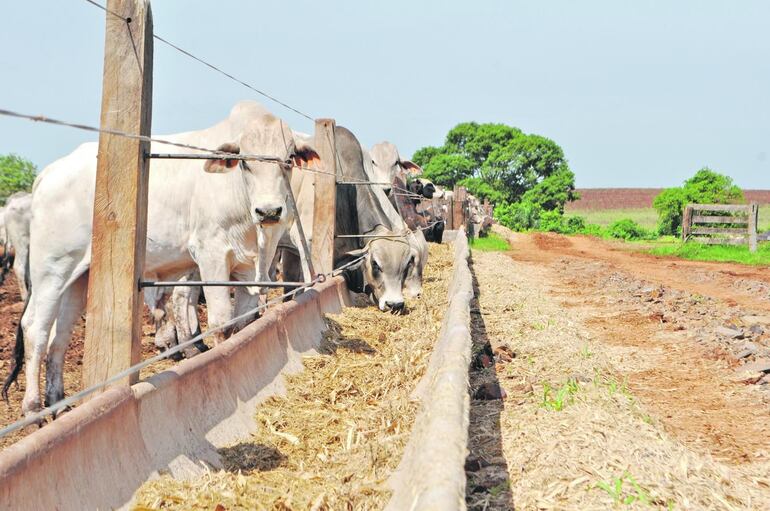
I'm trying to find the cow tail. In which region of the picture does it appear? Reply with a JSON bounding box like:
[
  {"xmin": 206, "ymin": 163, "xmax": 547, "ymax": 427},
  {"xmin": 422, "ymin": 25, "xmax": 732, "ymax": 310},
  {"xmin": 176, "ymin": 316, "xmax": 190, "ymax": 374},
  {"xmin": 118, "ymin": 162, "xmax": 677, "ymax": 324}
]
[
  {"xmin": 0, "ymin": 239, "xmax": 8, "ymax": 285},
  {"xmin": 2, "ymin": 250, "xmax": 30, "ymax": 402}
]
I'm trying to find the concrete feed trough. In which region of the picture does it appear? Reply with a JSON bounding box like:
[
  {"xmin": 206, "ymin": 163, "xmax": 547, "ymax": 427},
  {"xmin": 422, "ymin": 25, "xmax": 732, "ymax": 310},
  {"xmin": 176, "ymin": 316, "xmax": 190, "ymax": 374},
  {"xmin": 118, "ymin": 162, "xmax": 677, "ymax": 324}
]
[{"xmin": 0, "ymin": 231, "xmax": 475, "ymax": 511}]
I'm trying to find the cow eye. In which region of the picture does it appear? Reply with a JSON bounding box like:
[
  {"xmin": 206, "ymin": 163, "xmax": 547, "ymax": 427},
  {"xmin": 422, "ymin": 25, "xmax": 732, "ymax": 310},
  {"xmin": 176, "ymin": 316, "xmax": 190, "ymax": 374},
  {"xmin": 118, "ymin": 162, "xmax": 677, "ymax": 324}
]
[{"xmin": 371, "ymin": 260, "xmax": 381, "ymax": 275}]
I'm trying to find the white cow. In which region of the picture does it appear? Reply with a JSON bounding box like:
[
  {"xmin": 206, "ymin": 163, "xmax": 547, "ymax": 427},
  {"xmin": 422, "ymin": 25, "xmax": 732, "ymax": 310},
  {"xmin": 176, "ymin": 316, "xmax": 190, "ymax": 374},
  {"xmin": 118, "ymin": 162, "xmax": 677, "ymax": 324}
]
[
  {"xmin": 361, "ymin": 145, "xmax": 428, "ymax": 299},
  {"xmin": 279, "ymin": 127, "xmax": 424, "ymax": 312},
  {"xmin": 369, "ymin": 141, "xmax": 422, "ymax": 195},
  {"xmin": 12, "ymin": 101, "xmax": 319, "ymax": 414},
  {"xmin": 2, "ymin": 192, "xmax": 32, "ymax": 299}
]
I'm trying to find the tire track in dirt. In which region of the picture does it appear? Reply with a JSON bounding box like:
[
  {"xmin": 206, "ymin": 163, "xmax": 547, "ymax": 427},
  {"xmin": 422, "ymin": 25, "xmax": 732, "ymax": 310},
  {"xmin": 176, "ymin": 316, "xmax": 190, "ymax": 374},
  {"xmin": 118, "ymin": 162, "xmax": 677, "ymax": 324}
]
[{"xmin": 503, "ymin": 229, "xmax": 770, "ymax": 464}]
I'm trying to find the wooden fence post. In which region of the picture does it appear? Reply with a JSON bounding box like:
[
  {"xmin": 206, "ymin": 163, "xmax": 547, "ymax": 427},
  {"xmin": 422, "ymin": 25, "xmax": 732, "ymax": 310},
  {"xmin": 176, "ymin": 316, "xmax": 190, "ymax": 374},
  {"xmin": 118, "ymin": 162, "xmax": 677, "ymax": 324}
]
[
  {"xmin": 452, "ymin": 186, "xmax": 464, "ymax": 230},
  {"xmin": 749, "ymin": 202, "xmax": 758, "ymax": 253},
  {"xmin": 312, "ymin": 119, "xmax": 337, "ymax": 275},
  {"xmin": 682, "ymin": 205, "xmax": 693, "ymax": 242},
  {"xmin": 83, "ymin": 0, "xmax": 153, "ymax": 391}
]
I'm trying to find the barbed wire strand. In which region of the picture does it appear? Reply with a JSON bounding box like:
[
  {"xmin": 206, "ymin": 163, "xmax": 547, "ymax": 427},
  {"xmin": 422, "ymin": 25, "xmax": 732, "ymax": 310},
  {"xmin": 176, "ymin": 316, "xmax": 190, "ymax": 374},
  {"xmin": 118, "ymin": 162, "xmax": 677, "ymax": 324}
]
[
  {"xmin": 81, "ymin": 0, "xmax": 314, "ymax": 122},
  {"xmin": 0, "ymin": 108, "xmax": 285, "ymax": 162}
]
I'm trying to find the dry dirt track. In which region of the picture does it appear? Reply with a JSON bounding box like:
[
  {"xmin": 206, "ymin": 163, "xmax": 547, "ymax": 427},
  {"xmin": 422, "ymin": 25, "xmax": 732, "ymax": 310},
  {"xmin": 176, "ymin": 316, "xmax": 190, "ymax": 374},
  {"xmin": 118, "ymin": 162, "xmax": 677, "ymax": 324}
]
[{"xmin": 466, "ymin": 228, "xmax": 770, "ymax": 510}]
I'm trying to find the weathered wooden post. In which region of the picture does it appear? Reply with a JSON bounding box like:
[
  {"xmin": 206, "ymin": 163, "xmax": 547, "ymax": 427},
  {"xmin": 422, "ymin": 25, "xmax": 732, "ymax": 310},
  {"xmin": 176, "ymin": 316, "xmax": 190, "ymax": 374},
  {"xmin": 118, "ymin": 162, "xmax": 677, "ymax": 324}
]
[
  {"xmin": 749, "ymin": 202, "xmax": 759, "ymax": 253},
  {"xmin": 312, "ymin": 119, "xmax": 337, "ymax": 275},
  {"xmin": 452, "ymin": 186, "xmax": 463, "ymax": 231},
  {"xmin": 682, "ymin": 205, "xmax": 693, "ymax": 242},
  {"xmin": 83, "ymin": 0, "xmax": 153, "ymax": 391},
  {"xmin": 455, "ymin": 186, "xmax": 468, "ymax": 230}
]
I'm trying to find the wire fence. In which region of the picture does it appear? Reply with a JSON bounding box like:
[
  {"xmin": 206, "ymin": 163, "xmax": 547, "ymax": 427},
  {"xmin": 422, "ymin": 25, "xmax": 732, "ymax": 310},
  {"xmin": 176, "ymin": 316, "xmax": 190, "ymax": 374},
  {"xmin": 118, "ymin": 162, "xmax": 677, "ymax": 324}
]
[
  {"xmin": 0, "ymin": 252, "xmax": 367, "ymax": 440},
  {"xmin": 0, "ymin": 0, "xmax": 456, "ymax": 441}
]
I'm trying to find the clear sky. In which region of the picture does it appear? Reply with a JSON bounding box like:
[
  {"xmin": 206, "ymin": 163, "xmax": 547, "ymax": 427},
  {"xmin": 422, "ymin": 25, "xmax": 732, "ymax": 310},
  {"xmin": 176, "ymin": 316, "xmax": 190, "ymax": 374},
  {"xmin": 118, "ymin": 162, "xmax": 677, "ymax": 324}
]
[{"xmin": 1, "ymin": 0, "xmax": 768, "ymax": 188}]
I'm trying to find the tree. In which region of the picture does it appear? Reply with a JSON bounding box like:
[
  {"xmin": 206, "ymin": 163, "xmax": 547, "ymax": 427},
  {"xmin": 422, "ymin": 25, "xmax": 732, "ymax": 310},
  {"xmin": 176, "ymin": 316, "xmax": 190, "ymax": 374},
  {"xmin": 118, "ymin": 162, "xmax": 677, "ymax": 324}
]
[
  {"xmin": 412, "ymin": 122, "xmax": 575, "ymax": 206},
  {"xmin": 520, "ymin": 165, "xmax": 579, "ymax": 213},
  {"xmin": 653, "ymin": 167, "xmax": 744, "ymax": 235},
  {"xmin": 422, "ymin": 153, "xmax": 475, "ymax": 187},
  {"xmin": 0, "ymin": 154, "xmax": 37, "ymax": 205},
  {"xmin": 457, "ymin": 176, "xmax": 507, "ymax": 204}
]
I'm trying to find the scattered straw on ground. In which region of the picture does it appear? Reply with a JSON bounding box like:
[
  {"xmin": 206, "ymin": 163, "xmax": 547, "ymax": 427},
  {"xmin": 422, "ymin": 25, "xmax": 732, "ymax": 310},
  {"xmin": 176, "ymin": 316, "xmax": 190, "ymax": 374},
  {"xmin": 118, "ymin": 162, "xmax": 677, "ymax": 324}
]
[
  {"xmin": 133, "ymin": 243, "xmax": 454, "ymax": 510},
  {"xmin": 466, "ymin": 246, "xmax": 770, "ymax": 510}
]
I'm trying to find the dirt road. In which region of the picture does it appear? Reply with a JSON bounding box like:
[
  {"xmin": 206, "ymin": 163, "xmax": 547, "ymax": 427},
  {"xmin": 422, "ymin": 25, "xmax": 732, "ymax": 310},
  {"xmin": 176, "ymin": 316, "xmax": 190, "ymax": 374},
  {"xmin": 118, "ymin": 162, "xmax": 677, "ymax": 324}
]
[{"xmin": 466, "ymin": 228, "xmax": 770, "ymax": 510}]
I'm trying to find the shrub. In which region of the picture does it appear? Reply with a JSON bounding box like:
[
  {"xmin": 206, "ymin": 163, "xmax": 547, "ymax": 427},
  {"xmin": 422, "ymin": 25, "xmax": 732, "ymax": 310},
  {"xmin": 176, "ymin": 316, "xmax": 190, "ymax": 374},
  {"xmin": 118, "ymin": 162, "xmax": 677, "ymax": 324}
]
[
  {"xmin": 653, "ymin": 187, "xmax": 687, "ymax": 237},
  {"xmin": 564, "ymin": 215, "xmax": 586, "ymax": 233},
  {"xmin": 495, "ymin": 201, "xmax": 542, "ymax": 231},
  {"xmin": 606, "ymin": 219, "xmax": 654, "ymax": 240},
  {"xmin": 538, "ymin": 209, "xmax": 566, "ymax": 232},
  {"xmin": 580, "ymin": 223, "xmax": 605, "ymax": 237}
]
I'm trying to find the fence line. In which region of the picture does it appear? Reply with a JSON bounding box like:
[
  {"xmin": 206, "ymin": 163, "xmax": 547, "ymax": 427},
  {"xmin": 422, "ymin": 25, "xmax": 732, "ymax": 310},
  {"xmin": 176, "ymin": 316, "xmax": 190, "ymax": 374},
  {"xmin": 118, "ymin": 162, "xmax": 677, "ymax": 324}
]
[
  {"xmin": 0, "ymin": 252, "xmax": 366, "ymax": 440},
  {"xmin": 80, "ymin": 0, "xmax": 314, "ymax": 121}
]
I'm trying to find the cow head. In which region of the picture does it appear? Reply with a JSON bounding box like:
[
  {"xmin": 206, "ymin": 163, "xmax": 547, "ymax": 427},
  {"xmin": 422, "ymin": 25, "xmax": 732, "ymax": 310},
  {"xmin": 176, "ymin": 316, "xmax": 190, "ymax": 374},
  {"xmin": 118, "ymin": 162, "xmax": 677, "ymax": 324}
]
[
  {"xmin": 204, "ymin": 114, "xmax": 319, "ymax": 290},
  {"xmin": 343, "ymin": 235, "xmax": 419, "ymax": 313},
  {"xmin": 417, "ymin": 178, "xmax": 436, "ymax": 199},
  {"xmin": 370, "ymin": 142, "xmax": 422, "ymax": 196}
]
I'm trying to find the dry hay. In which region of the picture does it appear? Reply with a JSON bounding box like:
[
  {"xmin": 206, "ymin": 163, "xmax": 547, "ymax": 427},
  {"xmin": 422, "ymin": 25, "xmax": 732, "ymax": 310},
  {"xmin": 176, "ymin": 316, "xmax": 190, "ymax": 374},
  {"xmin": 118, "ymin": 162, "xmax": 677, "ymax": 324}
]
[
  {"xmin": 133, "ymin": 243, "xmax": 454, "ymax": 510},
  {"xmin": 467, "ymin": 249, "xmax": 770, "ymax": 510}
]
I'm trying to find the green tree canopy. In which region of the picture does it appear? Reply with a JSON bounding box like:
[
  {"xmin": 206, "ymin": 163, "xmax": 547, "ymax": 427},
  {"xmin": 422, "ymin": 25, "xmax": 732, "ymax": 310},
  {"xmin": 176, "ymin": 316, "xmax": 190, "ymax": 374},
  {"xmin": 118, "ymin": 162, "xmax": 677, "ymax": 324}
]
[
  {"xmin": 413, "ymin": 122, "xmax": 575, "ymax": 208},
  {"xmin": 0, "ymin": 154, "xmax": 37, "ymax": 205}
]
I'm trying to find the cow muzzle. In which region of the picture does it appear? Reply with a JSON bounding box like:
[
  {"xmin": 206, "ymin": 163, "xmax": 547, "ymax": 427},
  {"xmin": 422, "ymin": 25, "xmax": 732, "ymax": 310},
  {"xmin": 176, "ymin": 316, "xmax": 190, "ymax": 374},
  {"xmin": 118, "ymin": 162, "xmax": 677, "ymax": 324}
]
[
  {"xmin": 382, "ymin": 300, "xmax": 405, "ymax": 314},
  {"xmin": 255, "ymin": 206, "xmax": 283, "ymax": 225}
]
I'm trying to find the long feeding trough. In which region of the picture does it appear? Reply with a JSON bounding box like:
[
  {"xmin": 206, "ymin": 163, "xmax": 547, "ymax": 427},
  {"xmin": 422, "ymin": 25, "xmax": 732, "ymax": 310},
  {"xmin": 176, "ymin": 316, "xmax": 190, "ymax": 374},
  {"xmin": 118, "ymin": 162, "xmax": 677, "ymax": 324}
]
[{"xmin": 0, "ymin": 232, "xmax": 473, "ymax": 510}]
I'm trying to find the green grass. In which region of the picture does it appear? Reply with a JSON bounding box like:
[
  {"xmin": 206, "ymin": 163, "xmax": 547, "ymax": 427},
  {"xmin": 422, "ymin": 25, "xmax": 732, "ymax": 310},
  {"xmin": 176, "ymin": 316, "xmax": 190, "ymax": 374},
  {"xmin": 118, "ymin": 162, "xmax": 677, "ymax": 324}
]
[
  {"xmin": 595, "ymin": 472, "xmax": 653, "ymax": 506},
  {"xmin": 762, "ymin": 205, "xmax": 770, "ymax": 232},
  {"xmin": 648, "ymin": 241, "xmax": 770, "ymax": 265},
  {"xmin": 541, "ymin": 379, "xmax": 579, "ymax": 411},
  {"xmin": 469, "ymin": 232, "xmax": 510, "ymax": 252}
]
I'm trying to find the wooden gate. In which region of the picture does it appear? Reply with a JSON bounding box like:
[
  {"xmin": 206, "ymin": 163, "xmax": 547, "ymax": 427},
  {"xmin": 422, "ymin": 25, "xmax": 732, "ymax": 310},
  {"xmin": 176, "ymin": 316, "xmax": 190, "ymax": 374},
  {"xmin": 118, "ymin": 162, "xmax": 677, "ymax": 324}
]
[{"xmin": 682, "ymin": 203, "xmax": 759, "ymax": 252}]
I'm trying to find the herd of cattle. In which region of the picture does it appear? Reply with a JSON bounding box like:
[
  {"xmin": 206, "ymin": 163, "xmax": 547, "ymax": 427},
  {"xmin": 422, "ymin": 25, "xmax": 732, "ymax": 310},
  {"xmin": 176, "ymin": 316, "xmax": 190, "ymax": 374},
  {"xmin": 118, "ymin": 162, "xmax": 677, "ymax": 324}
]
[{"xmin": 0, "ymin": 101, "xmax": 491, "ymax": 419}]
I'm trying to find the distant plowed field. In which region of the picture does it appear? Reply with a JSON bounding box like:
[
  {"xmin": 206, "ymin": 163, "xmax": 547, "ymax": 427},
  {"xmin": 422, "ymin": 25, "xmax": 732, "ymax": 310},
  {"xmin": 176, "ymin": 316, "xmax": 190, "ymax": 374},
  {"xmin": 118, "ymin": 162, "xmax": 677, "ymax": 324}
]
[{"xmin": 567, "ymin": 188, "xmax": 770, "ymax": 211}]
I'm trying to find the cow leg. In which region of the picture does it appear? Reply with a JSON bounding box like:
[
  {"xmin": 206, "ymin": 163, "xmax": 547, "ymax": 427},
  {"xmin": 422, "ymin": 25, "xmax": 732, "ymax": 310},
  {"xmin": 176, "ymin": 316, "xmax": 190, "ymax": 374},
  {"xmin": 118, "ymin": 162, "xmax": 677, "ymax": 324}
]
[
  {"xmin": 149, "ymin": 289, "xmax": 179, "ymax": 354},
  {"xmin": 13, "ymin": 241, "xmax": 29, "ymax": 300},
  {"xmin": 288, "ymin": 222, "xmax": 313, "ymax": 282},
  {"xmin": 279, "ymin": 249, "xmax": 303, "ymax": 302},
  {"xmin": 44, "ymin": 273, "xmax": 88, "ymax": 408},
  {"xmin": 21, "ymin": 281, "xmax": 64, "ymax": 415},
  {"xmin": 232, "ymin": 266, "xmax": 261, "ymax": 331},
  {"xmin": 170, "ymin": 273, "xmax": 205, "ymax": 358},
  {"xmin": 198, "ymin": 260, "xmax": 232, "ymax": 345}
]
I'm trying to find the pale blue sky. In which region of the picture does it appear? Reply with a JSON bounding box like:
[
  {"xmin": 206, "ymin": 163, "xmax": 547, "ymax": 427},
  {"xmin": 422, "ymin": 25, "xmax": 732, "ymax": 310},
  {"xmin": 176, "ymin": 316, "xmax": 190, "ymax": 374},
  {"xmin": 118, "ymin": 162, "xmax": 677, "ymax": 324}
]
[{"xmin": 1, "ymin": 1, "xmax": 768, "ymax": 188}]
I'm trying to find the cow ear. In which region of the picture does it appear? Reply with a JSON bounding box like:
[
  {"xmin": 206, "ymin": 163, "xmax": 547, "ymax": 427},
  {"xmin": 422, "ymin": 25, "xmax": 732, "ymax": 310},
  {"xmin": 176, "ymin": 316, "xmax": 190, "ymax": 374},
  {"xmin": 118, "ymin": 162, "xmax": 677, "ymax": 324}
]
[
  {"xmin": 336, "ymin": 248, "xmax": 367, "ymax": 271},
  {"xmin": 399, "ymin": 160, "xmax": 422, "ymax": 176},
  {"xmin": 291, "ymin": 141, "xmax": 321, "ymax": 169},
  {"xmin": 203, "ymin": 143, "xmax": 241, "ymax": 173},
  {"xmin": 337, "ymin": 249, "xmax": 368, "ymax": 293}
]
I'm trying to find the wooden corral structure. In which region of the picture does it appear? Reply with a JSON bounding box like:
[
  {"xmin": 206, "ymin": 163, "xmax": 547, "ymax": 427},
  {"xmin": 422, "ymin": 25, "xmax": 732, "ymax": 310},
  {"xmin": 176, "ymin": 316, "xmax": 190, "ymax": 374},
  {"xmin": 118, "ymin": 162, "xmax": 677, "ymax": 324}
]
[{"xmin": 682, "ymin": 203, "xmax": 760, "ymax": 252}]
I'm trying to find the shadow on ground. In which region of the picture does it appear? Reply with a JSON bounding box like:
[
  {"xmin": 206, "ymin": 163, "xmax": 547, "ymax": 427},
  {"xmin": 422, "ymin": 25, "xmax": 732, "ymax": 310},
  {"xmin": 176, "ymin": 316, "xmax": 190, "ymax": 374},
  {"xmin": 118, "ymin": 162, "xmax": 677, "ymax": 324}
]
[{"xmin": 465, "ymin": 257, "xmax": 514, "ymax": 510}]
